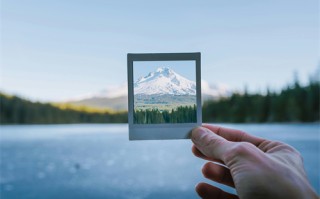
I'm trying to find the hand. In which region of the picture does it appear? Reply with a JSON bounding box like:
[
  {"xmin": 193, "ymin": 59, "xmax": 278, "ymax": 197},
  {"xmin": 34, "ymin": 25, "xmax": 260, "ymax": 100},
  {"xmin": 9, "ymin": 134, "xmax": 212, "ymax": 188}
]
[{"xmin": 191, "ymin": 124, "xmax": 318, "ymax": 199}]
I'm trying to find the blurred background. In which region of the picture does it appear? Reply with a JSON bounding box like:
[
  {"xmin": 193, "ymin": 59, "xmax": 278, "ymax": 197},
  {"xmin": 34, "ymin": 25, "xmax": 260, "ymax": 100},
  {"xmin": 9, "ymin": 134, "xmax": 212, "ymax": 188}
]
[{"xmin": 0, "ymin": 0, "xmax": 319, "ymax": 198}]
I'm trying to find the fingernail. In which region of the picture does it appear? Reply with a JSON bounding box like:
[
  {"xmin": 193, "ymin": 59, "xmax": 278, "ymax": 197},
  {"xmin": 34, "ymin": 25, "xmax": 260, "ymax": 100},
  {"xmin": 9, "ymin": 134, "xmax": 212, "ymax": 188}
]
[{"xmin": 192, "ymin": 127, "xmax": 209, "ymax": 143}]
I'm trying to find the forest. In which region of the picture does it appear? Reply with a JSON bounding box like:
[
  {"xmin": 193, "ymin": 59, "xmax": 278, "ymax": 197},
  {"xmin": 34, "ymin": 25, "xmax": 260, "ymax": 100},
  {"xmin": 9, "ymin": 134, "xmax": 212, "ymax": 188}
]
[
  {"xmin": 0, "ymin": 93, "xmax": 127, "ymax": 124},
  {"xmin": 203, "ymin": 79, "xmax": 319, "ymax": 123},
  {"xmin": 0, "ymin": 78, "xmax": 319, "ymax": 124},
  {"xmin": 134, "ymin": 105, "xmax": 197, "ymax": 124}
]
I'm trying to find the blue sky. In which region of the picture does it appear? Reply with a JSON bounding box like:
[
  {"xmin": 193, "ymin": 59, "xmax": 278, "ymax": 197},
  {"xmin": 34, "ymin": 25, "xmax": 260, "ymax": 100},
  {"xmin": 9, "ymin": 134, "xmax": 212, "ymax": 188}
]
[
  {"xmin": 134, "ymin": 61, "xmax": 196, "ymax": 82},
  {"xmin": 0, "ymin": 0, "xmax": 318, "ymax": 101}
]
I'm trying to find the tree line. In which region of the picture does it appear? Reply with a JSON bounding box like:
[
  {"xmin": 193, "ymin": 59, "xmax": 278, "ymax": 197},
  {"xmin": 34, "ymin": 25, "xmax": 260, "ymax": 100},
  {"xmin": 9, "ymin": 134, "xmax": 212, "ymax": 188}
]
[
  {"xmin": 134, "ymin": 105, "xmax": 197, "ymax": 124},
  {"xmin": 203, "ymin": 79, "xmax": 319, "ymax": 123},
  {"xmin": 0, "ymin": 78, "xmax": 319, "ymax": 124},
  {"xmin": 0, "ymin": 93, "xmax": 127, "ymax": 124}
]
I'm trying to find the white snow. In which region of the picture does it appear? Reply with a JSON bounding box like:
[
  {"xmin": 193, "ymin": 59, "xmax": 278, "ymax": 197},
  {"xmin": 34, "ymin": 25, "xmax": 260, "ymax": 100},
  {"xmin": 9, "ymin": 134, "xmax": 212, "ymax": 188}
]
[
  {"xmin": 134, "ymin": 67, "xmax": 196, "ymax": 95},
  {"xmin": 62, "ymin": 68, "xmax": 232, "ymax": 102}
]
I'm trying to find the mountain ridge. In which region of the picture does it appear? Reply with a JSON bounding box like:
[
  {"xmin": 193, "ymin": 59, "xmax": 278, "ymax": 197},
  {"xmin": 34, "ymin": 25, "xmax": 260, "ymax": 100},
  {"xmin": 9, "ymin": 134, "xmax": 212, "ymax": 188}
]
[
  {"xmin": 64, "ymin": 81, "xmax": 231, "ymax": 111},
  {"xmin": 134, "ymin": 67, "xmax": 196, "ymax": 96}
]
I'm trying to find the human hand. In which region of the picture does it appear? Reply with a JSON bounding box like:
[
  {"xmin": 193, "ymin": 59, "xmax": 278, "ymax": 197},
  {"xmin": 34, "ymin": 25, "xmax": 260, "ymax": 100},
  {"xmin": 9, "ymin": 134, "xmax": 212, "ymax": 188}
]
[{"xmin": 191, "ymin": 124, "xmax": 318, "ymax": 199}]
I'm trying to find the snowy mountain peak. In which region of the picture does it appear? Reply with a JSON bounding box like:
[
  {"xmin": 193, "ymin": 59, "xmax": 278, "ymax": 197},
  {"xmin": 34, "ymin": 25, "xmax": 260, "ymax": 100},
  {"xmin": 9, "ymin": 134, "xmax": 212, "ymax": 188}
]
[
  {"xmin": 156, "ymin": 67, "xmax": 172, "ymax": 73},
  {"xmin": 134, "ymin": 67, "xmax": 196, "ymax": 95}
]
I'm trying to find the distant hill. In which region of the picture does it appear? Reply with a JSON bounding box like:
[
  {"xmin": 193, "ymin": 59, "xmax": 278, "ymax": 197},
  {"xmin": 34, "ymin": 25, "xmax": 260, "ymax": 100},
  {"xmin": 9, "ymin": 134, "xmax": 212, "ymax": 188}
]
[
  {"xmin": 65, "ymin": 80, "xmax": 231, "ymax": 111},
  {"xmin": 68, "ymin": 96, "xmax": 128, "ymax": 111},
  {"xmin": 0, "ymin": 93, "xmax": 127, "ymax": 124}
]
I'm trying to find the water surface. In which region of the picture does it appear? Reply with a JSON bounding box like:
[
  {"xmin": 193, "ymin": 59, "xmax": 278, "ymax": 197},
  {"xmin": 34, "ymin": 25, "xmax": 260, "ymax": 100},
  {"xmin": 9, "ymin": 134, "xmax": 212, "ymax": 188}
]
[{"xmin": 0, "ymin": 124, "xmax": 319, "ymax": 198}]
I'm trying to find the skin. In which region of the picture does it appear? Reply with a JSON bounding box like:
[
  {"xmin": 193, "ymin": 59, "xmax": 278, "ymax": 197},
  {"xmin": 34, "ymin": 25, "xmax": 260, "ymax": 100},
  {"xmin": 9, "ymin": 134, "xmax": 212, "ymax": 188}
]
[{"xmin": 191, "ymin": 124, "xmax": 318, "ymax": 199}]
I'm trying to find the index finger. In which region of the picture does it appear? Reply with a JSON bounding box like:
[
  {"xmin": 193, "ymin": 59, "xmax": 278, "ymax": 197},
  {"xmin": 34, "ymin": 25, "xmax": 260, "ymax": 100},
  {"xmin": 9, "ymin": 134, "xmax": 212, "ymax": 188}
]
[{"xmin": 202, "ymin": 124, "xmax": 266, "ymax": 146}]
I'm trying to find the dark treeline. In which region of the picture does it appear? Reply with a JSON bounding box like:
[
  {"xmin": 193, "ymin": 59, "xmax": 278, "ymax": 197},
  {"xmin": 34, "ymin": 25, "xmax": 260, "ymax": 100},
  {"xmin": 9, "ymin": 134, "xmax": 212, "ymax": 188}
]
[
  {"xmin": 1, "ymin": 79, "xmax": 319, "ymax": 124},
  {"xmin": 134, "ymin": 105, "xmax": 197, "ymax": 124},
  {"xmin": 0, "ymin": 94, "xmax": 127, "ymax": 124},
  {"xmin": 203, "ymin": 80, "xmax": 319, "ymax": 123}
]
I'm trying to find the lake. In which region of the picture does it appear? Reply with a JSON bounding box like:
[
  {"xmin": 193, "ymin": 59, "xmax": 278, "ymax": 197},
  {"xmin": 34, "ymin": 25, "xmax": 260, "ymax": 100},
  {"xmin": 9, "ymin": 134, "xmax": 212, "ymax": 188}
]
[{"xmin": 0, "ymin": 124, "xmax": 319, "ymax": 198}]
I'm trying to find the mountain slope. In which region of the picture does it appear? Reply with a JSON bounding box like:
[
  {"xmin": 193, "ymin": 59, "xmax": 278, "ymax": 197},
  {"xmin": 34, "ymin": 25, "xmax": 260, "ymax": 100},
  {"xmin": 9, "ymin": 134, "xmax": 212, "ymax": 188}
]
[
  {"xmin": 68, "ymin": 96, "xmax": 128, "ymax": 110},
  {"xmin": 134, "ymin": 67, "xmax": 196, "ymax": 95},
  {"xmin": 64, "ymin": 81, "xmax": 231, "ymax": 111}
]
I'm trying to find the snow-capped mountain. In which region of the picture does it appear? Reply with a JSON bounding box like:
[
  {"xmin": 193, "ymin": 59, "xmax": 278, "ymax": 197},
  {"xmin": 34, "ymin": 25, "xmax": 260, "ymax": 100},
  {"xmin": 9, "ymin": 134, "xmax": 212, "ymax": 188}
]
[
  {"xmin": 63, "ymin": 69, "xmax": 232, "ymax": 110},
  {"xmin": 134, "ymin": 67, "xmax": 196, "ymax": 95}
]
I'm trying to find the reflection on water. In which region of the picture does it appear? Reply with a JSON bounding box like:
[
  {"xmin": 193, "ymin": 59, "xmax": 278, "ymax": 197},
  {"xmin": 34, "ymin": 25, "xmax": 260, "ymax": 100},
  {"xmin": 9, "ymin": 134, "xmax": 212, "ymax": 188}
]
[{"xmin": 0, "ymin": 124, "xmax": 319, "ymax": 199}]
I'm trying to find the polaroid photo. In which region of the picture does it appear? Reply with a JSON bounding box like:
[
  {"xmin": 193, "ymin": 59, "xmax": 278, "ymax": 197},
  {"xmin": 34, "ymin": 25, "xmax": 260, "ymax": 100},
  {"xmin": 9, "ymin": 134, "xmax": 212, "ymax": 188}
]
[{"xmin": 127, "ymin": 52, "xmax": 202, "ymax": 140}]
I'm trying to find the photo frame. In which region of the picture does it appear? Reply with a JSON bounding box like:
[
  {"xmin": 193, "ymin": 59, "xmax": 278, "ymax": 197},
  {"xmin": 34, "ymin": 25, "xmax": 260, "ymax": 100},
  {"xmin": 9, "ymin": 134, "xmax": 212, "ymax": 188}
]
[{"xmin": 127, "ymin": 52, "xmax": 202, "ymax": 140}]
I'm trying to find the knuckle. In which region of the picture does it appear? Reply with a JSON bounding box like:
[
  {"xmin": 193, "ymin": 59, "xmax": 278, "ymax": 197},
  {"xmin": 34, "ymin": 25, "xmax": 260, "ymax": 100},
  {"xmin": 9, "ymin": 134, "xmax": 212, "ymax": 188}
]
[
  {"xmin": 273, "ymin": 141, "xmax": 288, "ymax": 148},
  {"xmin": 233, "ymin": 142, "xmax": 255, "ymax": 154},
  {"xmin": 274, "ymin": 141, "xmax": 305, "ymax": 164},
  {"xmin": 274, "ymin": 141, "xmax": 300, "ymax": 154},
  {"xmin": 224, "ymin": 142, "xmax": 255, "ymax": 161}
]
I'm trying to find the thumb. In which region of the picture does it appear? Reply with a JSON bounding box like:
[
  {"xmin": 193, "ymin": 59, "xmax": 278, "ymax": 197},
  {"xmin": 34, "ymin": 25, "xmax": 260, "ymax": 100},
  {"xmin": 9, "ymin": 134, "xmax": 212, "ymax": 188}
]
[{"xmin": 191, "ymin": 126, "xmax": 230, "ymax": 162}]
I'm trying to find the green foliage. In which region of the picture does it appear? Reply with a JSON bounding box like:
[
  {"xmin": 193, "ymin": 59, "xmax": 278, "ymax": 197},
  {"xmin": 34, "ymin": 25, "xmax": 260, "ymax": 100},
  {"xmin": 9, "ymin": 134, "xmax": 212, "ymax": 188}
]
[
  {"xmin": 0, "ymin": 78, "xmax": 318, "ymax": 124},
  {"xmin": 203, "ymin": 81, "xmax": 320, "ymax": 123},
  {"xmin": 0, "ymin": 94, "xmax": 127, "ymax": 124},
  {"xmin": 134, "ymin": 105, "xmax": 197, "ymax": 124}
]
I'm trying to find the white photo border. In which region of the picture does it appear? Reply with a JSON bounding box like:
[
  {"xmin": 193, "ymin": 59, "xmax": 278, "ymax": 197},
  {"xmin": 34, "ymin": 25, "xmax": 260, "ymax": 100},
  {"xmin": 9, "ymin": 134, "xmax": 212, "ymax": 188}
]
[{"xmin": 127, "ymin": 52, "xmax": 202, "ymax": 140}]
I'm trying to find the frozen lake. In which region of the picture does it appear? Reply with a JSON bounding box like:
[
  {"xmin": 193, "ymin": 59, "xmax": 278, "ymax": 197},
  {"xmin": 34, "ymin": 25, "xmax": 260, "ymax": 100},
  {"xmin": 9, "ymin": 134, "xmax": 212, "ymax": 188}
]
[{"xmin": 0, "ymin": 124, "xmax": 319, "ymax": 198}]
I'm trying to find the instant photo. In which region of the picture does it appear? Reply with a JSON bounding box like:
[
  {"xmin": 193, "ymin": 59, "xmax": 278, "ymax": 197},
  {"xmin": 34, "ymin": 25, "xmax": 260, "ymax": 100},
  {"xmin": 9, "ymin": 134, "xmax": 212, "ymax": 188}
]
[{"xmin": 127, "ymin": 53, "xmax": 202, "ymax": 140}]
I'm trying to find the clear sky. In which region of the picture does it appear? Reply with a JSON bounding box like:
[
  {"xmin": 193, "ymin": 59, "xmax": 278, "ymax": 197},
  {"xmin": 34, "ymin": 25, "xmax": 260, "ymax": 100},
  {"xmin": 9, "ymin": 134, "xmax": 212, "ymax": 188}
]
[
  {"xmin": 0, "ymin": 0, "xmax": 318, "ymax": 101},
  {"xmin": 134, "ymin": 61, "xmax": 196, "ymax": 82}
]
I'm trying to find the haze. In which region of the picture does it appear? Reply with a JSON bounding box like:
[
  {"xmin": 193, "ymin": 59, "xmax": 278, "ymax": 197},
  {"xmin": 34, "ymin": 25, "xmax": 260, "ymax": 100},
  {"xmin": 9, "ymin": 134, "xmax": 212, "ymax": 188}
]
[{"xmin": 0, "ymin": 0, "xmax": 318, "ymax": 101}]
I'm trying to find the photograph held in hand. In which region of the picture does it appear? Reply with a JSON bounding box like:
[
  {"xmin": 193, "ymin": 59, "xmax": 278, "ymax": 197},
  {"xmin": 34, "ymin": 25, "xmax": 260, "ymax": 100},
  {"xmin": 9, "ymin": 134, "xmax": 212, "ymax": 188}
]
[{"xmin": 127, "ymin": 53, "xmax": 202, "ymax": 140}]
